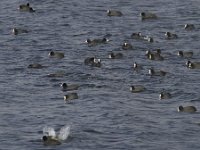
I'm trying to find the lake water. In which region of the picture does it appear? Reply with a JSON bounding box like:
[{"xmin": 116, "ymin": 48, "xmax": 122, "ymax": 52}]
[{"xmin": 0, "ymin": 0, "xmax": 200, "ymax": 149}]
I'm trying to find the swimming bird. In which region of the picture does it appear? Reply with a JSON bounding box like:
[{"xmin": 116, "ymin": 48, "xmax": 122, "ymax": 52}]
[
  {"xmin": 146, "ymin": 49, "xmax": 161, "ymax": 56},
  {"xmin": 159, "ymin": 91, "xmax": 171, "ymax": 100},
  {"xmin": 47, "ymin": 72, "xmax": 65, "ymax": 78},
  {"xmin": 42, "ymin": 125, "xmax": 70, "ymax": 146},
  {"xmin": 165, "ymin": 32, "xmax": 178, "ymax": 39},
  {"xmin": 28, "ymin": 63, "xmax": 44, "ymax": 69},
  {"xmin": 186, "ymin": 61, "xmax": 200, "ymax": 69},
  {"xmin": 184, "ymin": 24, "xmax": 195, "ymax": 30},
  {"xmin": 64, "ymin": 93, "xmax": 78, "ymax": 102},
  {"xmin": 131, "ymin": 32, "xmax": 143, "ymax": 39},
  {"xmin": 146, "ymin": 50, "xmax": 163, "ymax": 61},
  {"xmin": 149, "ymin": 68, "xmax": 166, "ymax": 76},
  {"xmin": 122, "ymin": 42, "xmax": 133, "ymax": 50},
  {"xmin": 84, "ymin": 57, "xmax": 101, "ymax": 67},
  {"xmin": 85, "ymin": 38, "xmax": 108, "ymax": 47},
  {"xmin": 60, "ymin": 83, "xmax": 79, "ymax": 91},
  {"xmin": 177, "ymin": 51, "xmax": 193, "ymax": 58},
  {"xmin": 143, "ymin": 36, "xmax": 154, "ymax": 43},
  {"xmin": 18, "ymin": 3, "xmax": 35, "ymax": 12},
  {"xmin": 140, "ymin": 12, "xmax": 157, "ymax": 20},
  {"xmin": 49, "ymin": 51, "xmax": 64, "ymax": 59},
  {"xmin": 108, "ymin": 52, "xmax": 123, "ymax": 59},
  {"xmin": 130, "ymin": 85, "xmax": 145, "ymax": 93},
  {"xmin": 133, "ymin": 62, "xmax": 143, "ymax": 71},
  {"xmin": 131, "ymin": 32, "xmax": 153, "ymax": 42},
  {"xmin": 147, "ymin": 53, "xmax": 164, "ymax": 61},
  {"xmin": 177, "ymin": 105, "xmax": 197, "ymax": 113},
  {"xmin": 107, "ymin": 10, "xmax": 123, "ymax": 17},
  {"xmin": 12, "ymin": 28, "xmax": 28, "ymax": 35}
]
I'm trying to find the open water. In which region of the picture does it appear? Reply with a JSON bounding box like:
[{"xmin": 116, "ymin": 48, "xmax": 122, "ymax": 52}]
[{"xmin": 0, "ymin": 0, "xmax": 200, "ymax": 149}]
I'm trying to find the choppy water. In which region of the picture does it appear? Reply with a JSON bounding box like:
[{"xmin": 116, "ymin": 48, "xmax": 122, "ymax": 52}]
[{"xmin": 0, "ymin": 0, "xmax": 200, "ymax": 149}]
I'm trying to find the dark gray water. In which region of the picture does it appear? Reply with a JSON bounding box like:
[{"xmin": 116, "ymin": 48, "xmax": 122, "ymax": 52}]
[{"xmin": 0, "ymin": 0, "xmax": 200, "ymax": 149}]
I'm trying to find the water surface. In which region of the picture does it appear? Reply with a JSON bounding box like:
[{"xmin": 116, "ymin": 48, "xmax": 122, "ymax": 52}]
[{"xmin": 0, "ymin": 0, "xmax": 200, "ymax": 149}]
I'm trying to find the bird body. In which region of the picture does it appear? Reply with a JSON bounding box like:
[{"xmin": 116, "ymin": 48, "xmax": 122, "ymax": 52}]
[
  {"xmin": 84, "ymin": 57, "xmax": 101, "ymax": 67},
  {"xmin": 85, "ymin": 38, "xmax": 108, "ymax": 46},
  {"xmin": 108, "ymin": 52, "xmax": 123, "ymax": 59},
  {"xmin": 28, "ymin": 63, "xmax": 44, "ymax": 69},
  {"xmin": 49, "ymin": 51, "xmax": 64, "ymax": 59},
  {"xmin": 177, "ymin": 51, "xmax": 193, "ymax": 58},
  {"xmin": 19, "ymin": 3, "xmax": 35, "ymax": 12},
  {"xmin": 130, "ymin": 85, "xmax": 145, "ymax": 93},
  {"xmin": 165, "ymin": 32, "xmax": 178, "ymax": 39},
  {"xmin": 159, "ymin": 91, "xmax": 171, "ymax": 100},
  {"xmin": 178, "ymin": 106, "xmax": 197, "ymax": 113},
  {"xmin": 64, "ymin": 93, "xmax": 78, "ymax": 102},
  {"xmin": 186, "ymin": 61, "xmax": 200, "ymax": 69},
  {"xmin": 149, "ymin": 68, "xmax": 166, "ymax": 76},
  {"xmin": 140, "ymin": 12, "xmax": 157, "ymax": 20},
  {"xmin": 184, "ymin": 24, "xmax": 195, "ymax": 30},
  {"xmin": 61, "ymin": 83, "xmax": 79, "ymax": 91},
  {"xmin": 12, "ymin": 28, "xmax": 28, "ymax": 35},
  {"xmin": 107, "ymin": 10, "xmax": 123, "ymax": 17},
  {"xmin": 42, "ymin": 125, "xmax": 70, "ymax": 146},
  {"xmin": 122, "ymin": 42, "xmax": 133, "ymax": 50}
]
